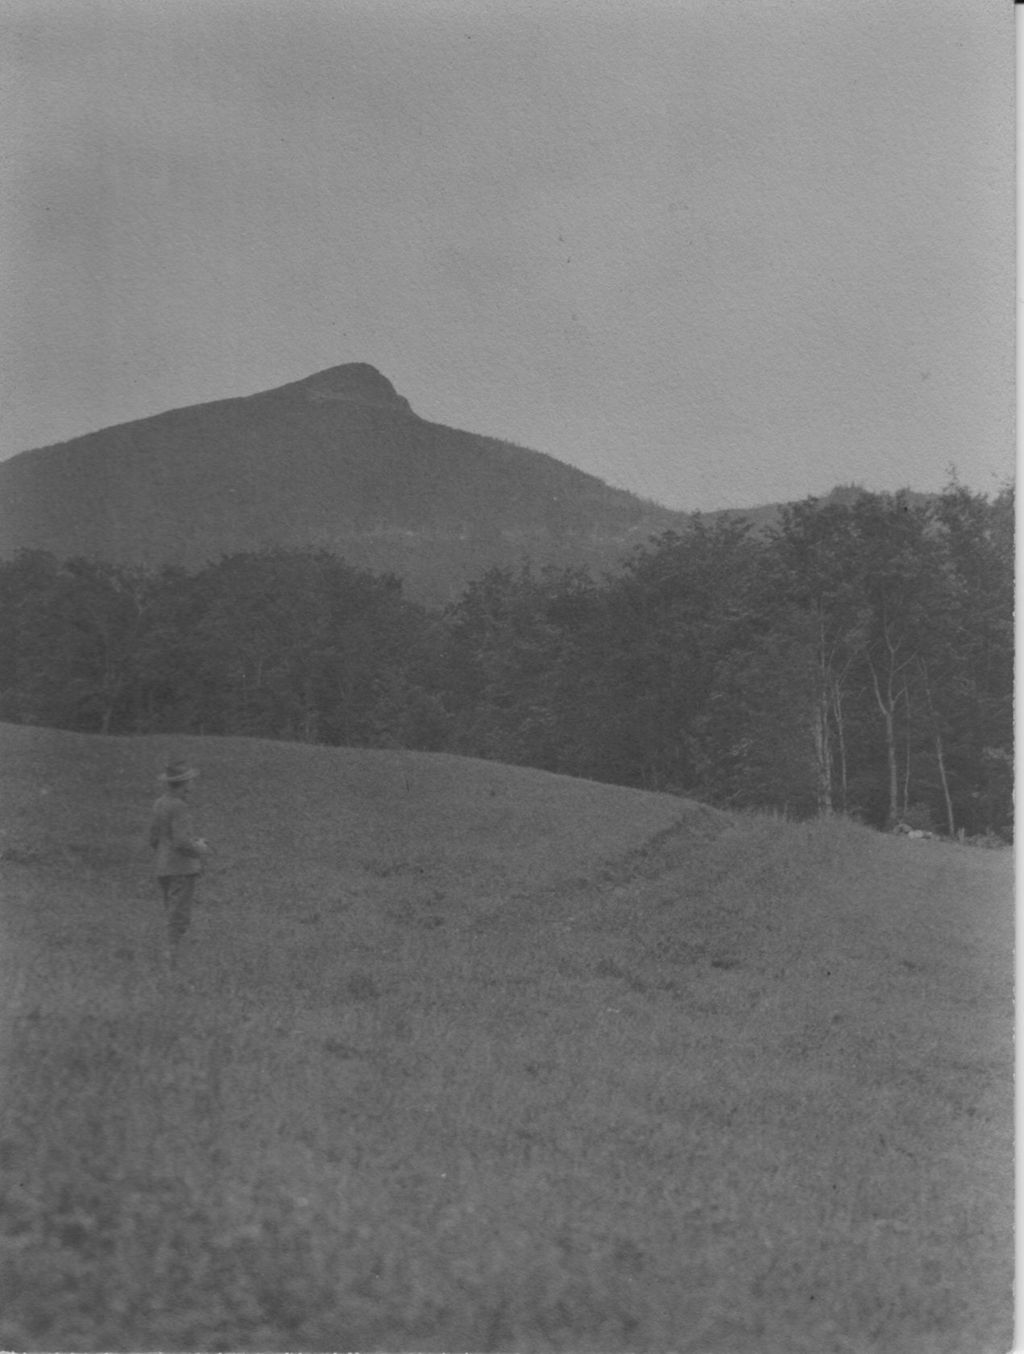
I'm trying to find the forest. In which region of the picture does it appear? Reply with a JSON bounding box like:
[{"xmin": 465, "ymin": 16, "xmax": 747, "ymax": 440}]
[{"xmin": 0, "ymin": 484, "xmax": 1012, "ymax": 839}]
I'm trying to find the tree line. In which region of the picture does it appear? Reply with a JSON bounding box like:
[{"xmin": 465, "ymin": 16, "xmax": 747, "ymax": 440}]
[{"xmin": 0, "ymin": 483, "xmax": 1012, "ymax": 838}]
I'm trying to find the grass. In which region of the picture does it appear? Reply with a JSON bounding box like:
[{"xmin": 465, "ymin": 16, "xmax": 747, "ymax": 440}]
[{"xmin": 0, "ymin": 723, "xmax": 1013, "ymax": 1352}]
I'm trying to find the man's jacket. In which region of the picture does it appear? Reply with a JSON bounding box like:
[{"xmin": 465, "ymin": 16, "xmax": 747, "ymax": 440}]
[{"xmin": 149, "ymin": 793, "xmax": 204, "ymax": 877}]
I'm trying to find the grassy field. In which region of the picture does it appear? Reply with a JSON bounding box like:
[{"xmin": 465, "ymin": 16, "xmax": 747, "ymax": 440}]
[{"xmin": 0, "ymin": 723, "xmax": 1013, "ymax": 1353}]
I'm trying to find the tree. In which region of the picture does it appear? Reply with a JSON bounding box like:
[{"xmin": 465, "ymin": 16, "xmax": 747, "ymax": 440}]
[
  {"xmin": 578, "ymin": 518, "xmax": 762, "ymax": 793},
  {"xmin": 927, "ymin": 482, "xmax": 1014, "ymax": 835},
  {"xmin": 0, "ymin": 552, "xmax": 153, "ymax": 733},
  {"xmin": 768, "ymin": 499, "xmax": 871, "ymax": 815},
  {"xmin": 183, "ymin": 549, "xmax": 437, "ymax": 747},
  {"xmin": 443, "ymin": 564, "xmax": 598, "ymax": 772}
]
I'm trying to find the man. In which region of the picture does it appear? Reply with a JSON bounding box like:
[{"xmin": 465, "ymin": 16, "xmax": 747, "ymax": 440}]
[{"xmin": 149, "ymin": 760, "xmax": 210, "ymax": 968}]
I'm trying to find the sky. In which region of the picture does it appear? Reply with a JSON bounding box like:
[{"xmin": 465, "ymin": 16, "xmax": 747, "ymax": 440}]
[{"xmin": 0, "ymin": 0, "xmax": 1014, "ymax": 511}]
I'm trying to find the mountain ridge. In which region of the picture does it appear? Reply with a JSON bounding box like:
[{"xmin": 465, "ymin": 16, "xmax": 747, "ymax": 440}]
[
  {"xmin": 0, "ymin": 363, "xmax": 844, "ymax": 603},
  {"xmin": 0, "ymin": 363, "xmax": 699, "ymax": 602}
]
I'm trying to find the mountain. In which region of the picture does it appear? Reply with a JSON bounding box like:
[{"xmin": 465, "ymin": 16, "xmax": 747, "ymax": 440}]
[{"xmin": 0, "ymin": 363, "xmax": 697, "ymax": 604}]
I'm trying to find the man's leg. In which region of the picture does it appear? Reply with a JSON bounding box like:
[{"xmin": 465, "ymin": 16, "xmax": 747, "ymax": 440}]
[
  {"xmin": 162, "ymin": 875, "xmax": 197, "ymax": 967},
  {"xmin": 157, "ymin": 877, "xmax": 173, "ymax": 967}
]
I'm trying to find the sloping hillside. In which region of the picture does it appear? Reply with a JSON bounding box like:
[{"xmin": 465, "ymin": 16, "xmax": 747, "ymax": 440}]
[
  {"xmin": 0, "ymin": 364, "xmax": 688, "ymax": 604},
  {"xmin": 0, "ymin": 725, "xmax": 1012, "ymax": 1352}
]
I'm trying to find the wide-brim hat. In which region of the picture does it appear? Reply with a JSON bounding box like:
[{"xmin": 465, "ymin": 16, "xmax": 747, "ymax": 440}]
[{"xmin": 159, "ymin": 760, "xmax": 199, "ymax": 786}]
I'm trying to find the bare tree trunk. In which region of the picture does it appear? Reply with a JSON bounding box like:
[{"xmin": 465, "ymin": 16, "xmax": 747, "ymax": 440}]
[
  {"xmin": 811, "ymin": 622, "xmax": 833, "ymax": 816},
  {"xmin": 917, "ymin": 658, "xmax": 956, "ymax": 837},
  {"xmin": 868, "ymin": 658, "xmax": 900, "ymax": 828},
  {"xmin": 831, "ymin": 677, "xmax": 849, "ymax": 812},
  {"xmin": 934, "ymin": 732, "xmax": 956, "ymax": 837},
  {"xmin": 811, "ymin": 694, "xmax": 833, "ymax": 815},
  {"xmin": 882, "ymin": 705, "xmax": 899, "ymax": 827}
]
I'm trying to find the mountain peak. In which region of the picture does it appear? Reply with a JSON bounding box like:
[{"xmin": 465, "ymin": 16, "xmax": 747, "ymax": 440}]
[
  {"xmin": 0, "ymin": 363, "xmax": 688, "ymax": 603},
  {"xmin": 277, "ymin": 363, "xmax": 413, "ymax": 413}
]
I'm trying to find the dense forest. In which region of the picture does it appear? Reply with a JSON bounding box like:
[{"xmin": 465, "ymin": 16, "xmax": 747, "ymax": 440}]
[{"xmin": 0, "ymin": 484, "xmax": 1012, "ymax": 839}]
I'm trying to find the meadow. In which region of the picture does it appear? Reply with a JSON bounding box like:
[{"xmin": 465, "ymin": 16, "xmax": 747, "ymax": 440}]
[{"xmin": 0, "ymin": 723, "xmax": 1013, "ymax": 1352}]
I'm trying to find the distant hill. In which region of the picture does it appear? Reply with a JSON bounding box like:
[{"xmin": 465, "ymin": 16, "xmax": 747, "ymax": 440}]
[{"xmin": 0, "ymin": 363, "xmax": 707, "ymax": 604}]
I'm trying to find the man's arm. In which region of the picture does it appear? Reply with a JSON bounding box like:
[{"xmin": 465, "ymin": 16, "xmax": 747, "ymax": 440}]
[{"xmin": 169, "ymin": 802, "xmax": 204, "ymax": 857}]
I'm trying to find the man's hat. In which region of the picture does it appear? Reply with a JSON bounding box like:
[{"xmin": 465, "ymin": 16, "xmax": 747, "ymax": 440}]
[{"xmin": 158, "ymin": 760, "xmax": 199, "ymax": 786}]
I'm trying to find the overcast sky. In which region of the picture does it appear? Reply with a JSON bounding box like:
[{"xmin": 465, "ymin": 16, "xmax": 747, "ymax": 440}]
[{"xmin": 0, "ymin": 0, "xmax": 1013, "ymax": 510}]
